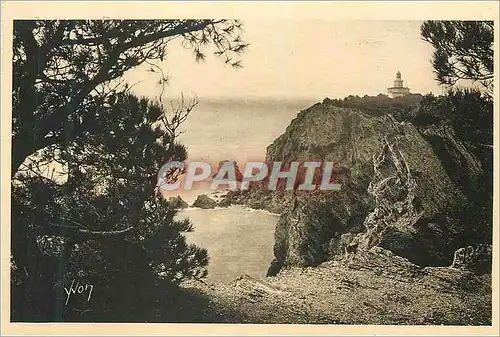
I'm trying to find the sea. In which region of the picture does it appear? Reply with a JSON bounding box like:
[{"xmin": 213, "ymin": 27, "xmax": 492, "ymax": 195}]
[{"xmin": 173, "ymin": 98, "xmax": 317, "ymax": 282}]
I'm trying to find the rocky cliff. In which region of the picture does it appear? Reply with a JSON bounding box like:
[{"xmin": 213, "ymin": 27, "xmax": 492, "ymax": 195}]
[{"xmin": 226, "ymin": 96, "xmax": 492, "ymax": 273}]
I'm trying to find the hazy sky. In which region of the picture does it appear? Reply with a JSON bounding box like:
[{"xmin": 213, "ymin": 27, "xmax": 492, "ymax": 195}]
[{"xmin": 127, "ymin": 20, "xmax": 443, "ymax": 100}]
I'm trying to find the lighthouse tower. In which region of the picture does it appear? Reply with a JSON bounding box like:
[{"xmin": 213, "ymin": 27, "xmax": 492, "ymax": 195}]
[{"xmin": 387, "ymin": 71, "xmax": 411, "ymax": 98}]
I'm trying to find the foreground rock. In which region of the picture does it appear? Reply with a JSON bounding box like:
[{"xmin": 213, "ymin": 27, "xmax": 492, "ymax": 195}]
[
  {"xmin": 181, "ymin": 247, "xmax": 491, "ymax": 324},
  {"xmin": 192, "ymin": 194, "xmax": 218, "ymax": 209}
]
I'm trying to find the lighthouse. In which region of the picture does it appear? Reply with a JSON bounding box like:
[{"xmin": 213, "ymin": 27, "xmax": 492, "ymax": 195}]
[{"xmin": 387, "ymin": 71, "xmax": 411, "ymax": 98}]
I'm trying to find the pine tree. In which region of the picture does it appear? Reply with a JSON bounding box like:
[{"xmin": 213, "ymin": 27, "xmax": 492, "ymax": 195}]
[
  {"xmin": 11, "ymin": 19, "xmax": 247, "ymax": 322},
  {"xmin": 12, "ymin": 93, "xmax": 210, "ymax": 321},
  {"xmin": 421, "ymin": 21, "xmax": 494, "ymax": 95}
]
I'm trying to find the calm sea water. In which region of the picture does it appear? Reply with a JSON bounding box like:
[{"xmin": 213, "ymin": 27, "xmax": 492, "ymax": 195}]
[
  {"xmin": 173, "ymin": 98, "xmax": 315, "ymax": 282},
  {"xmin": 177, "ymin": 205, "xmax": 280, "ymax": 282}
]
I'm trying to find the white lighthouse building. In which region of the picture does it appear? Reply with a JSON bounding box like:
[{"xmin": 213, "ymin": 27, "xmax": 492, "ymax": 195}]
[{"xmin": 387, "ymin": 71, "xmax": 411, "ymax": 98}]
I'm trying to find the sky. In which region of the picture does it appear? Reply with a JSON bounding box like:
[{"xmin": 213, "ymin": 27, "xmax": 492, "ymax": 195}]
[{"xmin": 126, "ymin": 20, "xmax": 444, "ymax": 101}]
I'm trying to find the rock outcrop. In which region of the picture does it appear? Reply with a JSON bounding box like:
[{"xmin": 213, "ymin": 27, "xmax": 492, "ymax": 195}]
[
  {"xmin": 192, "ymin": 194, "xmax": 218, "ymax": 209},
  {"xmin": 168, "ymin": 195, "xmax": 189, "ymax": 209},
  {"xmin": 227, "ymin": 98, "xmax": 491, "ymax": 272},
  {"xmin": 451, "ymin": 244, "xmax": 492, "ymax": 274}
]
